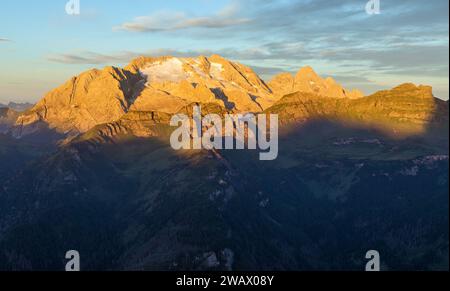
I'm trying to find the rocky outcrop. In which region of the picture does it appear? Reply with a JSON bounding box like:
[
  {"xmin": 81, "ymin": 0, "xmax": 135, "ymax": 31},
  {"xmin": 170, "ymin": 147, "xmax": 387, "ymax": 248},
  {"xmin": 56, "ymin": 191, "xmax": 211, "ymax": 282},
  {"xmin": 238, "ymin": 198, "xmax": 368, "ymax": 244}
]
[
  {"xmin": 129, "ymin": 55, "xmax": 275, "ymax": 113},
  {"xmin": 268, "ymin": 66, "xmax": 364, "ymax": 99},
  {"xmin": 15, "ymin": 66, "xmax": 143, "ymax": 135},
  {"xmin": 267, "ymin": 83, "xmax": 448, "ymax": 136},
  {"xmin": 75, "ymin": 110, "xmax": 173, "ymax": 144}
]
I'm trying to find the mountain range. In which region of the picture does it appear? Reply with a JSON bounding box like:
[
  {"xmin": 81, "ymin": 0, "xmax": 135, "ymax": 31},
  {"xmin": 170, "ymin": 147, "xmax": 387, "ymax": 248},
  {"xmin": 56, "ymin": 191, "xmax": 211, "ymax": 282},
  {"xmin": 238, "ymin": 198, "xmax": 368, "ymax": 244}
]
[
  {"xmin": 0, "ymin": 55, "xmax": 448, "ymax": 271},
  {"xmin": 0, "ymin": 102, "xmax": 33, "ymax": 112},
  {"xmin": 11, "ymin": 55, "xmax": 366, "ymax": 137}
]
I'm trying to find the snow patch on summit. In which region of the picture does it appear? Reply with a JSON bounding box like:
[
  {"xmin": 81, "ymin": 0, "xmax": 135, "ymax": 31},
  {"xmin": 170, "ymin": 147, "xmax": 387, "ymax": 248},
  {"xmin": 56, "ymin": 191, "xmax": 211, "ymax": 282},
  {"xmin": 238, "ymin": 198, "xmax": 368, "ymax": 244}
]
[
  {"xmin": 210, "ymin": 62, "xmax": 224, "ymax": 80},
  {"xmin": 140, "ymin": 58, "xmax": 187, "ymax": 84}
]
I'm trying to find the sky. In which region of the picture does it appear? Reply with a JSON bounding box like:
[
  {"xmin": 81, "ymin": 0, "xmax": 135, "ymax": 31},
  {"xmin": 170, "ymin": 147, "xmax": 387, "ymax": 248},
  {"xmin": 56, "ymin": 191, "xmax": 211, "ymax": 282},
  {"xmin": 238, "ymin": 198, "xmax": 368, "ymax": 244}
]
[{"xmin": 0, "ymin": 0, "xmax": 448, "ymax": 103}]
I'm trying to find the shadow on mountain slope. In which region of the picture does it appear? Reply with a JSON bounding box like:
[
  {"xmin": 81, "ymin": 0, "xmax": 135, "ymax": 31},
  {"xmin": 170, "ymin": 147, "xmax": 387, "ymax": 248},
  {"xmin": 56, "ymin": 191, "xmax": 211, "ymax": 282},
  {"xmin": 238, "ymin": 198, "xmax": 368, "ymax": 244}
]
[{"xmin": 0, "ymin": 85, "xmax": 448, "ymax": 271}]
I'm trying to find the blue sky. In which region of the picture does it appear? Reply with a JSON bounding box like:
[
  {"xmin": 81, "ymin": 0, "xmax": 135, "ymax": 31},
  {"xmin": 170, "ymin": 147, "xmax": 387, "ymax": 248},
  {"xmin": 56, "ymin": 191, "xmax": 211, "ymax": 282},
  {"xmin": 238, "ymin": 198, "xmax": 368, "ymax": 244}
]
[{"xmin": 0, "ymin": 0, "xmax": 448, "ymax": 103}]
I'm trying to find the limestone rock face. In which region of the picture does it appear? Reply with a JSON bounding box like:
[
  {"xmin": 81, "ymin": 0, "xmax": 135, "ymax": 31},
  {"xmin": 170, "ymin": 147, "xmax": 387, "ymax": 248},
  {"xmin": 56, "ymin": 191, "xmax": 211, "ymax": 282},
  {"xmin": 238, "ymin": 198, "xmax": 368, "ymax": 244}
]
[
  {"xmin": 349, "ymin": 83, "xmax": 446, "ymax": 128},
  {"xmin": 269, "ymin": 66, "xmax": 364, "ymax": 99},
  {"xmin": 129, "ymin": 86, "xmax": 189, "ymax": 114},
  {"xmin": 12, "ymin": 54, "xmax": 443, "ymax": 141},
  {"xmin": 15, "ymin": 66, "xmax": 142, "ymax": 134},
  {"xmin": 14, "ymin": 55, "xmax": 279, "ymax": 137},
  {"xmin": 128, "ymin": 55, "xmax": 275, "ymax": 113},
  {"xmin": 365, "ymin": 83, "xmax": 434, "ymax": 100},
  {"xmin": 76, "ymin": 110, "xmax": 173, "ymax": 143},
  {"xmin": 267, "ymin": 73, "xmax": 295, "ymax": 98},
  {"xmin": 267, "ymin": 83, "xmax": 447, "ymax": 137}
]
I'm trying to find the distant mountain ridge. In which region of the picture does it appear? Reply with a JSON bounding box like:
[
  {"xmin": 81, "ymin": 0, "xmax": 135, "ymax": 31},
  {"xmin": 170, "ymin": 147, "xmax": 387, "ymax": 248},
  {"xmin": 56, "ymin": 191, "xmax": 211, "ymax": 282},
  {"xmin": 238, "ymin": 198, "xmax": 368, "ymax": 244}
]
[
  {"xmin": 0, "ymin": 102, "xmax": 33, "ymax": 112},
  {"xmin": 0, "ymin": 107, "xmax": 19, "ymax": 133}
]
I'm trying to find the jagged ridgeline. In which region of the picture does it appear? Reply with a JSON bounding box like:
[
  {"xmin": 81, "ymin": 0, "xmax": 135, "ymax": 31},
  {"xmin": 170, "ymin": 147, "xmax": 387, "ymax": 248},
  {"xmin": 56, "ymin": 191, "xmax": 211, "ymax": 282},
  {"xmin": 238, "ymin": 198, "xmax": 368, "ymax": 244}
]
[
  {"xmin": 0, "ymin": 55, "xmax": 448, "ymax": 271},
  {"xmin": 8, "ymin": 55, "xmax": 368, "ymax": 139}
]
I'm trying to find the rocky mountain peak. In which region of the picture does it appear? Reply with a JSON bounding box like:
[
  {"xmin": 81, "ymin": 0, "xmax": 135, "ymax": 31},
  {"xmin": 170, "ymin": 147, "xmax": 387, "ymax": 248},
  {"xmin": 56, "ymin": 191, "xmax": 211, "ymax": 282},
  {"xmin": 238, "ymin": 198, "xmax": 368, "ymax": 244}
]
[
  {"xmin": 269, "ymin": 67, "xmax": 364, "ymax": 100},
  {"xmin": 8, "ymin": 55, "xmax": 442, "ymax": 141},
  {"xmin": 126, "ymin": 55, "xmax": 274, "ymax": 113},
  {"xmin": 295, "ymin": 66, "xmax": 320, "ymax": 79},
  {"xmin": 367, "ymin": 83, "xmax": 435, "ymax": 102},
  {"xmin": 15, "ymin": 65, "xmax": 142, "ymax": 135}
]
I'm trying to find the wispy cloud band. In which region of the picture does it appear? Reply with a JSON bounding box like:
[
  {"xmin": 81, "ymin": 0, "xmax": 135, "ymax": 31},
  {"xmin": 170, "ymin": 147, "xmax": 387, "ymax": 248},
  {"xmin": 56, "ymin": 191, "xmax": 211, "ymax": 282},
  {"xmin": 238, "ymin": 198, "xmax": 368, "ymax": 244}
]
[{"xmin": 114, "ymin": 3, "xmax": 250, "ymax": 32}]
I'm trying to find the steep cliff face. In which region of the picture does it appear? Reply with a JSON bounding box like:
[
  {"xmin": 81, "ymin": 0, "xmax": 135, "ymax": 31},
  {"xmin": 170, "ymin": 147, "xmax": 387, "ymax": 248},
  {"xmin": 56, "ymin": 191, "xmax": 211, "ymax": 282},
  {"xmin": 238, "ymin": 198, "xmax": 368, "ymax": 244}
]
[
  {"xmin": 267, "ymin": 73, "xmax": 296, "ymax": 98},
  {"xmin": 15, "ymin": 66, "xmax": 143, "ymax": 135},
  {"xmin": 267, "ymin": 83, "xmax": 447, "ymax": 137},
  {"xmin": 268, "ymin": 66, "xmax": 364, "ymax": 99},
  {"xmin": 13, "ymin": 55, "xmax": 279, "ymax": 138},
  {"xmin": 128, "ymin": 55, "xmax": 274, "ymax": 113}
]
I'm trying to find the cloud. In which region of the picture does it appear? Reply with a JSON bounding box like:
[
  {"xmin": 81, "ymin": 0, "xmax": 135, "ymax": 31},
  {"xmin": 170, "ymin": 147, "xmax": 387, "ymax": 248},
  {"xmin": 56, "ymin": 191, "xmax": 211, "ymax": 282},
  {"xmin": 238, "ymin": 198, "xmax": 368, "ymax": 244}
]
[
  {"xmin": 111, "ymin": 0, "xmax": 448, "ymax": 72},
  {"xmin": 46, "ymin": 51, "xmax": 143, "ymax": 65},
  {"xmin": 46, "ymin": 48, "xmax": 271, "ymax": 65},
  {"xmin": 250, "ymin": 65, "xmax": 294, "ymax": 79},
  {"xmin": 0, "ymin": 38, "xmax": 11, "ymax": 42},
  {"xmin": 46, "ymin": 49, "xmax": 227, "ymax": 65},
  {"xmin": 114, "ymin": 3, "xmax": 250, "ymax": 32}
]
